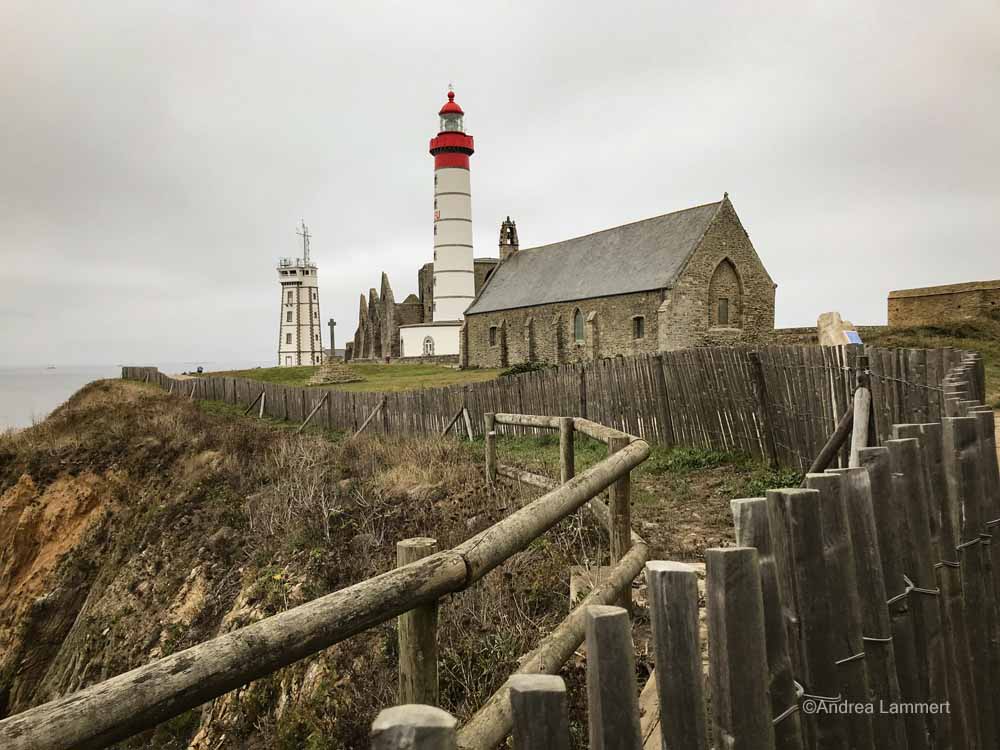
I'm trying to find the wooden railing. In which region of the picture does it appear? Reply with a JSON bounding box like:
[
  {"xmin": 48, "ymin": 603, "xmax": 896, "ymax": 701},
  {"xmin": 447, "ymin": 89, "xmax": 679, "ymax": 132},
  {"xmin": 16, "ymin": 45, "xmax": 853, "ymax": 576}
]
[
  {"xmin": 0, "ymin": 410, "xmax": 650, "ymax": 750},
  {"xmin": 365, "ymin": 350, "xmax": 1000, "ymax": 749}
]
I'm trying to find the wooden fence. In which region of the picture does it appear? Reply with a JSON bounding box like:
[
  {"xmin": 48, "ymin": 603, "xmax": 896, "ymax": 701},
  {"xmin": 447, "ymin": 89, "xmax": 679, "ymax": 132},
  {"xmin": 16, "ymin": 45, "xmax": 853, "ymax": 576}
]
[
  {"xmin": 0, "ymin": 412, "xmax": 650, "ymax": 750},
  {"xmin": 368, "ymin": 351, "xmax": 1000, "ymax": 750},
  {"xmin": 122, "ymin": 343, "xmax": 984, "ymax": 471}
]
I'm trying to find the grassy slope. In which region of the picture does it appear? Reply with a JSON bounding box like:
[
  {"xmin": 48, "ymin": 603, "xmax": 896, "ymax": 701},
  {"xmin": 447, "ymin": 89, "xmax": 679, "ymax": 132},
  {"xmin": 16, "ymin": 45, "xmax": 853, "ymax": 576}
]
[
  {"xmin": 496, "ymin": 433, "xmax": 801, "ymax": 560},
  {"xmin": 863, "ymin": 318, "xmax": 1000, "ymax": 407},
  {"xmin": 0, "ymin": 381, "xmax": 595, "ymax": 749},
  {"xmin": 206, "ymin": 362, "xmax": 504, "ymax": 392}
]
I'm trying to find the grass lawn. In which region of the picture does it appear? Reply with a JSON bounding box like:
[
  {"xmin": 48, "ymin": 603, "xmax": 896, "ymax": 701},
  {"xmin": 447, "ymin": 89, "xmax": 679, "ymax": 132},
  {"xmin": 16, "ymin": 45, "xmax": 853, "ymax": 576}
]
[
  {"xmin": 205, "ymin": 362, "xmax": 504, "ymax": 392},
  {"xmin": 863, "ymin": 318, "xmax": 1000, "ymax": 407}
]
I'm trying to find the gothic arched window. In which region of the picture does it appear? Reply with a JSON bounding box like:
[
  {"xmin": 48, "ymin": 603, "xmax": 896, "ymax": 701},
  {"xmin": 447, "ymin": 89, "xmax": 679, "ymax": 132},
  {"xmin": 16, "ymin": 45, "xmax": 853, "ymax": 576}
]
[
  {"xmin": 708, "ymin": 259, "xmax": 743, "ymax": 328},
  {"xmin": 573, "ymin": 309, "xmax": 585, "ymax": 343},
  {"xmin": 423, "ymin": 336, "xmax": 435, "ymax": 356}
]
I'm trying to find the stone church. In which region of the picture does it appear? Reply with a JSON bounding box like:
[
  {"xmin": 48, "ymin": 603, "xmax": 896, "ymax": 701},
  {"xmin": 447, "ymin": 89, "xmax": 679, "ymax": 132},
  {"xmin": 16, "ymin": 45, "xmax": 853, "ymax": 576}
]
[{"xmin": 461, "ymin": 194, "xmax": 775, "ymax": 367}]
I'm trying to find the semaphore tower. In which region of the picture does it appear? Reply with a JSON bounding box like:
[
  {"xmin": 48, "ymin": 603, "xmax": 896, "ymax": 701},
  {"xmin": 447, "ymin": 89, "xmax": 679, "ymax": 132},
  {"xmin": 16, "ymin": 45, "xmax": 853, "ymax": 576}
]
[
  {"xmin": 277, "ymin": 221, "xmax": 324, "ymax": 367},
  {"xmin": 399, "ymin": 86, "xmax": 475, "ymax": 358}
]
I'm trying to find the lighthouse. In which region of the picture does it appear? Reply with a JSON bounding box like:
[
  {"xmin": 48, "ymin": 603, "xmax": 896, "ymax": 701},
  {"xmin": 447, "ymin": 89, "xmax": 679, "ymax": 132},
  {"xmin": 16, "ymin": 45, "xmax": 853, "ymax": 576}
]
[
  {"xmin": 429, "ymin": 89, "xmax": 476, "ymax": 321},
  {"xmin": 399, "ymin": 87, "xmax": 475, "ymax": 358},
  {"xmin": 276, "ymin": 221, "xmax": 324, "ymax": 367}
]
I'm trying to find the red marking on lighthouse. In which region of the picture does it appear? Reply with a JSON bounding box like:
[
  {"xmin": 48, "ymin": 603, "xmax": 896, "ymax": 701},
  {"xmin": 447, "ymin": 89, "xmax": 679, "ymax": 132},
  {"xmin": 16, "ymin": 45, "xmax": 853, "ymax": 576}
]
[{"xmin": 429, "ymin": 90, "xmax": 474, "ymax": 170}]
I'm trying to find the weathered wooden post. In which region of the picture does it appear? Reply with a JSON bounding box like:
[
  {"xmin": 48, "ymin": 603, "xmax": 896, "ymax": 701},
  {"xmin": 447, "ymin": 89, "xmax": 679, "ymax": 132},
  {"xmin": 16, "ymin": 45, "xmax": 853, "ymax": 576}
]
[
  {"xmin": 559, "ymin": 417, "xmax": 575, "ymax": 484},
  {"xmin": 857, "ymin": 446, "xmax": 930, "ymax": 750},
  {"xmin": 705, "ymin": 547, "xmax": 775, "ymax": 750},
  {"xmin": 893, "ymin": 423, "xmax": 974, "ymax": 748},
  {"xmin": 645, "ymin": 561, "xmax": 709, "ymax": 750},
  {"xmin": 485, "ymin": 431, "xmax": 497, "ymax": 485},
  {"xmin": 731, "ymin": 498, "xmax": 803, "ymax": 750},
  {"xmin": 825, "ymin": 467, "xmax": 907, "ymax": 750},
  {"xmin": 943, "ymin": 415, "xmax": 995, "ymax": 749},
  {"xmin": 849, "ymin": 356, "xmax": 871, "ymax": 466},
  {"xmin": 397, "ymin": 538, "xmax": 440, "ymax": 706},
  {"xmin": 886, "ymin": 437, "xmax": 951, "ymax": 749},
  {"xmin": 969, "ymin": 406, "xmax": 1000, "ymax": 731},
  {"xmin": 767, "ymin": 487, "xmax": 848, "ymax": 750},
  {"xmin": 584, "ymin": 605, "xmax": 642, "ymax": 750},
  {"xmin": 508, "ymin": 674, "xmax": 570, "ymax": 750},
  {"xmin": 607, "ymin": 433, "xmax": 632, "ymax": 611},
  {"xmin": 370, "ymin": 704, "xmax": 457, "ymax": 750},
  {"xmin": 803, "ymin": 472, "xmax": 875, "ymax": 750}
]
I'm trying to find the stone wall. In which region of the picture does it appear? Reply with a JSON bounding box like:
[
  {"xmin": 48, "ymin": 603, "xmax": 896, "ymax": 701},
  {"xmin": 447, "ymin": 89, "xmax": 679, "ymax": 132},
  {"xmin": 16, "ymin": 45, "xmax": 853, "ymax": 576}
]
[
  {"xmin": 767, "ymin": 325, "xmax": 889, "ymax": 346},
  {"xmin": 656, "ymin": 198, "xmax": 775, "ymax": 350},
  {"xmin": 888, "ymin": 280, "xmax": 1000, "ymax": 327},
  {"xmin": 465, "ymin": 290, "xmax": 664, "ymax": 368}
]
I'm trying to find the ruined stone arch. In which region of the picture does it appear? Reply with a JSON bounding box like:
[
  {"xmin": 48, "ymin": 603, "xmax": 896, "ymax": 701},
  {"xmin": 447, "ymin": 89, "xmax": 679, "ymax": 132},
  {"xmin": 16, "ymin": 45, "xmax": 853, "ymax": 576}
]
[{"xmin": 708, "ymin": 258, "xmax": 742, "ymax": 328}]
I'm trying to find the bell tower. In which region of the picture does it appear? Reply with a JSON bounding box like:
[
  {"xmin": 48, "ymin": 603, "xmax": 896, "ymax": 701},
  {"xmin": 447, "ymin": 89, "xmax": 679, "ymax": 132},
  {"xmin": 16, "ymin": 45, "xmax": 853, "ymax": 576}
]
[{"xmin": 499, "ymin": 216, "xmax": 518, "ymax": 261}]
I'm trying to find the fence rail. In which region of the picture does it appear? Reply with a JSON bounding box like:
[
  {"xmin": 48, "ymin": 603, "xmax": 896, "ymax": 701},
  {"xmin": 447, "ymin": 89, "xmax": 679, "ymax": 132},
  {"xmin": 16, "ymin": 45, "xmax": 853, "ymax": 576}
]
[
  {"xmin": 367, "ymin": 351, "xmax": 1000, "ymax": 750},
  {"xmin": 122, "ymin": 343, "xmax": 982, "ymax": 471}
]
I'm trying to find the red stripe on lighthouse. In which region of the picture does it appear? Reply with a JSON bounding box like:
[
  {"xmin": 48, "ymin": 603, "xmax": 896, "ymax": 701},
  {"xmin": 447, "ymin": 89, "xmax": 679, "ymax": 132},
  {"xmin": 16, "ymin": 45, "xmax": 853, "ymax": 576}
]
[{"xmin": 434, "ymin": 153, "xmax": 470, "ymax": 169}]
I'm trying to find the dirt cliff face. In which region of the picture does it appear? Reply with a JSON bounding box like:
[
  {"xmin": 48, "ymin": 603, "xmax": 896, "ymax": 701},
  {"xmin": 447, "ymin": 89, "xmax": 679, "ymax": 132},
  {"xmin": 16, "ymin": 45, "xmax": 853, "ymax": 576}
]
[{"xmin": 0, "ymin": 380, "xmax": 595, "ymax": 748}]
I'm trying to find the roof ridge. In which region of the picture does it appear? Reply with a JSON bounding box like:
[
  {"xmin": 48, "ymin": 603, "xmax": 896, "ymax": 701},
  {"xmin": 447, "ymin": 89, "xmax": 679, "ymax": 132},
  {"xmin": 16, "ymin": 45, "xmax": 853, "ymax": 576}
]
[{"xmin": 518, "ymin": 199, "xmax": 723, "ymax": 254}]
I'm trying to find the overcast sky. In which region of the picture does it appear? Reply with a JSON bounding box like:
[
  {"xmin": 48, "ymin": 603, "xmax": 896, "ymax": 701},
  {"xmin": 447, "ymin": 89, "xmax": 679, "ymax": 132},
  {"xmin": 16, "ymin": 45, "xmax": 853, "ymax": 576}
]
[{"xmin": 2, "ymin": 1, "xmax": 998, "ymax": 367}]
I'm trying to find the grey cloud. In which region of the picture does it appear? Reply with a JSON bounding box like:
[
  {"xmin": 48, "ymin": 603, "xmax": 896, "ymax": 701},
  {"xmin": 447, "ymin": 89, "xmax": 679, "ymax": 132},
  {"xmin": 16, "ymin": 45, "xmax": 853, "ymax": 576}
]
[{"xmin": 1, "ymin": 0, "xmax": 998, "ymax": 366}]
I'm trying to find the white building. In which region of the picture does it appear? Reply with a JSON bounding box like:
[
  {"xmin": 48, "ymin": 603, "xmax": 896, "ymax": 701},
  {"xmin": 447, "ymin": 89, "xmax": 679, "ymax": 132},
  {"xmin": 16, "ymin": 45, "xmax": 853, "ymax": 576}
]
[
  {"xmin": 277, "ymin": 221, "xmax": 324, "ymax": 366},
  {"xmin": 399, "ymin": 88, "xmax": 476, "ymax": 358}
]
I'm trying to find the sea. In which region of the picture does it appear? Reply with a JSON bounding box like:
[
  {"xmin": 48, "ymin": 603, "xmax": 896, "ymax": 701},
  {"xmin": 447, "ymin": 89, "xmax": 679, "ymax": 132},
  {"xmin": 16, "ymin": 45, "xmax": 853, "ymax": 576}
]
[{"xmin": 0, "ymin": 360, "xmax": 272, "ymax": 431}]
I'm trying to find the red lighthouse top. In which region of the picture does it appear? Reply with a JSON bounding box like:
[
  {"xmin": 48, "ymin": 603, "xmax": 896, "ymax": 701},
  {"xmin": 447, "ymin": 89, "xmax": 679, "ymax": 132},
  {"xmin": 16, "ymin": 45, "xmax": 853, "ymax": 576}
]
[
  {"xmin": 439, "ymin": 90, "xmax": 464, "ymax": 116},
  {"xmin": 429, "ymin": 87, "xmax": 474, "ymax": 169}
]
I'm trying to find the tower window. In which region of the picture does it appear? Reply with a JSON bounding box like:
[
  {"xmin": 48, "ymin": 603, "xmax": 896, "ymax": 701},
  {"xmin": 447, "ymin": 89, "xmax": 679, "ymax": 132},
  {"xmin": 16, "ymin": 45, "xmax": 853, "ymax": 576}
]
[
  {"xmin": 489, "ymin": 326, "xmax": 498, "ymax": 346},
  {"xmin": 423, "ymin": 336, "xmax": 435, "ymax": 356},
  {"xmin": 632, "ymin": 316, "xmax": 645, "ymax": 340},
  {"xmin": 718, "ymin": 298, "xmax": 730, "ymax": 325},
  {"xmin": 286, "ymin": 311, "xmax": 293, "ymax": 322},
  {"xmin": 285, "ymin": 333, "xmax": 292, "ymax": 344},
  {"xmin": 287, "ymin": 291, "xmax": 293, "ymax": 302},
  {"xmin": 573, "ymin": 309, "xmax": 585, "ymax": 343}
]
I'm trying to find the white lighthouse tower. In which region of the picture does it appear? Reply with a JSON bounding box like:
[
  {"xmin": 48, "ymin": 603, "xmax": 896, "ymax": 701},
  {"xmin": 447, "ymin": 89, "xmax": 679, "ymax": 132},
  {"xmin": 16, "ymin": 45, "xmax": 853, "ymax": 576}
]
[
  {"xmin": 277, "ymin": 221, "xmax": 324, "ymax": 367},
  {"xmin": 399, "ymin": 87, "xmax": 475, "ymax": 358}
]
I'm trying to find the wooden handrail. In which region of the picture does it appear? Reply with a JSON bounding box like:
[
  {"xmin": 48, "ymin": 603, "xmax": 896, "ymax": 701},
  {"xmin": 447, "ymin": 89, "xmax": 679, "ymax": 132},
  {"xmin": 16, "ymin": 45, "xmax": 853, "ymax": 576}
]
[{"xmin": 0, "ymin": 439, "xmax": 649, "ymax": 750}]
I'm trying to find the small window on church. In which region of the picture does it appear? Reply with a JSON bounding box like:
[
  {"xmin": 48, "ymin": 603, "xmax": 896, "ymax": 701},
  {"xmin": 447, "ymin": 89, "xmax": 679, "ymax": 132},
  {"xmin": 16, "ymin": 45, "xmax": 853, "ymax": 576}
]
[
  {"xmin": 632, "ymin": 316, "xmax": 645, "ymax": 339},
  {"xmin": 287, "ymin": 291, "xmax": 293, "ymax": 302},
  {"xmin": 286, "ymin": 311, "xmax": 292, "ymax": 322},
  {"xmin": 285, "ymin": 333, "xmax": 292, "ymax": 344},
  {"xmin": 718, "ymin": 298, "xmax": 730, "ymax": 326},
  {"xmin": 423, "ymin": 336, "xmax": 435, "ymax": 356},
  {"xmin": 573, "ymin": 309, "xmax": 584, "ymax": 343},
  {"xmin": 489, "ymin": 326, "xmax": 498, "ymax": 346}
]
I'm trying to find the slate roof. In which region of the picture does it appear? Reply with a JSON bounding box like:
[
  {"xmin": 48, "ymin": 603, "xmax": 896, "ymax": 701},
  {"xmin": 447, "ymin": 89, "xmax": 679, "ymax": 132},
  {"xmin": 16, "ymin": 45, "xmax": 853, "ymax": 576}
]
[{"xmin": 465, "ymin": 200, "xmax": 722, "ymax": 315}]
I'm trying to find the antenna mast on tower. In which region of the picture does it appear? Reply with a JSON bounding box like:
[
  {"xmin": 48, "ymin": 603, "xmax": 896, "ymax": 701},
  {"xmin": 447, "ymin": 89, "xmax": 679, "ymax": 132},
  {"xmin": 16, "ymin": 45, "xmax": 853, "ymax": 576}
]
[{"xmin": 296, "ymin": 219, "xmax": 311, "ymax": 264}]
